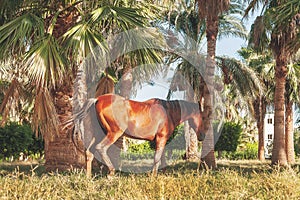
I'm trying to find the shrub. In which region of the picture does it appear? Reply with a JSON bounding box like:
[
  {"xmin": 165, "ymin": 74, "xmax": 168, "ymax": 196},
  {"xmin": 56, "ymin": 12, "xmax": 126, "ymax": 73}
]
[
  {"xmin": 123, "ymin": 124, "xmax": 186, "ymax": 160},
  {"xmin": 221, "ymin": 142, "xmax": 258, "ymax": 160},
  {"xmin": 127, "ymin": 141, "xmax": 152, "ymax": 154},
  {"xmin": 215, "ymin": 122, "xmax": 242, "ymax": 153},
  {"xmin": 0, "ymin": 122, "xmax": 44, "ymax": 160}
]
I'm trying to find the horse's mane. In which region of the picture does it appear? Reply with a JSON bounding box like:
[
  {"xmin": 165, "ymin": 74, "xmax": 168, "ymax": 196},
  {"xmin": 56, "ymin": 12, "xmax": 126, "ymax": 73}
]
[{"xmin": 95, "ymin": 76, "xmax": 115, "ymax": 97}]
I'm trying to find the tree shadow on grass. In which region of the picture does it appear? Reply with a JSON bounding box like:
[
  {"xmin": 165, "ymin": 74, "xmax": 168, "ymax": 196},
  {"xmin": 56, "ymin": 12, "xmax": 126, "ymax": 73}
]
[{"xmin": 1, "ymin": 159, "xmax": 299, "ymax": 178}]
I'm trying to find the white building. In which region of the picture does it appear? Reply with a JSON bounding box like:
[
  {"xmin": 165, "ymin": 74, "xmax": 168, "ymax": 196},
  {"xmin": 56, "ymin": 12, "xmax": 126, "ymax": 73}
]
[{"xmin": 263, "ymin": 113, "xmax": 274, "ymax": 158}]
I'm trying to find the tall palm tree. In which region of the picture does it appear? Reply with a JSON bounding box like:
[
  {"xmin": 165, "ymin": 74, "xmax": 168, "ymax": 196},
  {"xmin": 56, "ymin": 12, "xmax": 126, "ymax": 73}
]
[
  {"xmin": 284, "ymin": 63, "xmax": 300, "ymax": 164},
  {"xmin": 166, "ymin": 0, "xmax": 247, "ymax": 160},
  {"xmin": 196, "ymin": 0, "xmax": 230, "ymax": 169},
  {"xmin": 274, "ymin": 0, "xmax": 300, "ymax": 165},
  {"xmin": 237, "ymin": 47, "xmax": 274, "ymax": 160},
  {"xmin": 267, "ymin": 1, "xmax": 299, "ymax": 165},
  {"xmin": 244, "ymin": 0, "xmax": 300, "ymax": 165},
  {"xmin": 0, "ymin": 0, "xmax": 161, "ymax": 171}
]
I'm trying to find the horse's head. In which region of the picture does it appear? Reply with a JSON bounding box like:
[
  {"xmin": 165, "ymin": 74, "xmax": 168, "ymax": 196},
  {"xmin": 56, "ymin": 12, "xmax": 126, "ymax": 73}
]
[{"xmin": 188, "ymin": 112, "xmax": 206, "ymax": 141}]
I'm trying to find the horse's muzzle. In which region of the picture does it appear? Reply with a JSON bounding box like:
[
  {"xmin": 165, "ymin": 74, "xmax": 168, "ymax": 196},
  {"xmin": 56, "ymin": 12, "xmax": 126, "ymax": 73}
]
[{"xmin": 198, "ymin": 132, "xmax": 206, "ymax": 141}]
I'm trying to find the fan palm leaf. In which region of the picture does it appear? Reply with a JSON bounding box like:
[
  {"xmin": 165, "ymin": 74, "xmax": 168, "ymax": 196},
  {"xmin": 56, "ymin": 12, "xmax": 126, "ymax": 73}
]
[
  {"xmin": 0, "ymin": 13, "xmax": 44, "ymax": 59},
  {"xmin": 63, "ymin": 22, "xmax": 106, "ymax": 60},
  {"xmin": 24, "ymin": 35, "xmax": 67, "ymax": 89},
  {"xmin": 90, "ymin": 6, "xmax": 146, "ymax": 30}
]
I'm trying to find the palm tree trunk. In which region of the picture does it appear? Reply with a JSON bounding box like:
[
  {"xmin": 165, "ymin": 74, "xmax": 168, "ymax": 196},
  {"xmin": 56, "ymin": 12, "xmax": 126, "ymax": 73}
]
[
  {"xmin": 285, "ymin": 100, "xmax": 295, "ymax": 164},
  {"xmin": 271, "ymin": 55, "xmax": 287, "ymax": 166},
  {"xmin": 184, "ymin": 121, "xmax": 199, "ymax": 160},
  {"xmin": 201, "ymin": 16, "xmax": 218, "ymax": 169},
  {"xmin": 254, "ymin": 97, "xmax": 266, "ymax": 161},
  {"xmin": 45, "ymin": 84, "xmax": 86, "ymax": 171},
  {"xmin": 184, "ymin": 89, "xmax": 199, "ymax": 160}
]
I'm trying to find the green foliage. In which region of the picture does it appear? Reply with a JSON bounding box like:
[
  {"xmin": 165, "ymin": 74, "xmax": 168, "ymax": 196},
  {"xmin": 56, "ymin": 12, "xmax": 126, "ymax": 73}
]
[
  {"xmin": 127, "ymin": 141, "xmax": 152, "ymax": 154},
  {"xmin": 215, "ymin": 122, "xmax": 242, "ymax": 152},
  {"xmin": 122, "ymin": 124, "xmax": 186, "ymax": 160},
  {"xmin": 0, "ymin": 122, "xmax": 43, "ymax": 160},
  {"xmin": 221, "ymin": 142, "xmax": 259, "ymax": 160}
]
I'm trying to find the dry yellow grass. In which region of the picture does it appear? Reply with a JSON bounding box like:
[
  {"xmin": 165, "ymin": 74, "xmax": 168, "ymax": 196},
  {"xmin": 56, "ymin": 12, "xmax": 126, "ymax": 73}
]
[{"xmin": 0, "ymin": 160, "xmax": 299, "ymax": 199}]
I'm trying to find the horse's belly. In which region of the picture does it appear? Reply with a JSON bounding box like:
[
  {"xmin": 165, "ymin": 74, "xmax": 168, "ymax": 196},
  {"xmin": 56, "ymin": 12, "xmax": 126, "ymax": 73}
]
[{"xmin": 126, "ymin": 120, "xmax": 158, "ymax": 141}]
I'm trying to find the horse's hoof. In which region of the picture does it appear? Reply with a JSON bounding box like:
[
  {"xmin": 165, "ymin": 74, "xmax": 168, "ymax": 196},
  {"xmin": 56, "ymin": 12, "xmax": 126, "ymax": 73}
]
[{"xmin": 107, "ymin": 169, "xmax": 115, "ymax": 179}]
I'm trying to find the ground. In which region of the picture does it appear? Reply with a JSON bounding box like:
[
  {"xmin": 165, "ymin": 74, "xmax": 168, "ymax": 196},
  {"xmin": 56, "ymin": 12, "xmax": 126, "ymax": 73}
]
[{"xmin": 0, "ymin": 159, "xmax": 300, "ymax": 199}]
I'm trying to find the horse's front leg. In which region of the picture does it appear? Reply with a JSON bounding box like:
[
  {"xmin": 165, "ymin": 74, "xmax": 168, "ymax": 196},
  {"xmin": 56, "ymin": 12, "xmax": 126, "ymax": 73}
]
[
  {"xmin": 152, "ymin": 137, "xmax": 167, "ymax": 176},
  {"xmin": 161, "ymin": 148, "xmax": 167, "ymax": 170}
]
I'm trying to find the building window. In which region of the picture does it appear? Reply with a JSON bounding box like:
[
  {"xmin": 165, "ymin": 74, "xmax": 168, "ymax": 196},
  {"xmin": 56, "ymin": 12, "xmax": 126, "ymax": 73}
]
[
  {"xmin": 268, "ymin": 134, "xmax": 273, "ymax": 140},
  {"xmin": 267, "ymin": 118, "xmax": 273, "ymax": 124}
]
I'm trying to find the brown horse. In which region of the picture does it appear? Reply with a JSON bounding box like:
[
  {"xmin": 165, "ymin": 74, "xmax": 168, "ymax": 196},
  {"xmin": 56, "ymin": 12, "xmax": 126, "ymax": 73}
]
[{"xmin": 71, "ymin": 94, "xmax": 205, "ymax": 176}]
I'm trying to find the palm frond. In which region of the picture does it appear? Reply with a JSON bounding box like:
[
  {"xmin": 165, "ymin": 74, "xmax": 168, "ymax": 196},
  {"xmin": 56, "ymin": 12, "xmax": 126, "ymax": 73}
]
[
  {"xmin": 32, "ymin": 88, "xmax": 59, "ymax": 138},
  {"xmin": 0, "ymin": 0, "xmax": 24, "ymax": 25},
  {"xmin": 24, "ymin": 35, "xmax": 67, "ymax": 89},
  {"xmin": 219, "ymin": 14, "xmax": 247, "ymax": 40},
  {"xmin": 90, "ymin": 5, "xmax": 145, "ymax": 31},
  {"xmin": 216, "ymin": 56, "xmax": 264, "ymax": 98},
  {"xmin": 286, "ymin": 63, "xmax": 300, "ymax": 104},
  {"xmin": 272, "ymin": 0, "xmax": 300, "ymax": 54},
  {"xmin": 0, "ymin": 79, "xmax": 20, "ymax": 123},
  {"xmin": 63, "ymin": 22, "xmax": 107, "ymax": 62},
  {"xmin": 0, "ymin": 13, "xmax": 44, "ymax": 59},
  {"xmin": 248, "ymin": 15, "xmax": 270, "ymax": 52},
  {"xmin": 243, "ymin": 0, "xmax": 267, "ymax": 18}
]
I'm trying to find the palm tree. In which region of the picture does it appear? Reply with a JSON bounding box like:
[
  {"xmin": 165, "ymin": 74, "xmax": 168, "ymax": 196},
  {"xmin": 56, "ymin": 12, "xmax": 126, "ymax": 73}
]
[
  {"xmin": 237, "ymin": 47, "xmax": 274, "ymax": 160},
  {"xmin": 166, "ymin": 0, "xmax": 247, "ymax": 161},
  {"xmin": 274, "ymin": 0, "xmax": 300, "ymax": 165},
  {"xmin": 244, "ymin": 0, "xmax": 300, "ymax": 165},
  {"xmin": 266, "ymin": 1, "xmax": 299, "ymax": 165},
  {"xmin": 0, "ymin": 0, "xmax": 160, "ymax": 171},
  {"xmin": 284, "ymin": 63, "xmax": 300, "ymax": 164},
  {"xmin": 196, "ymin": 0, "xmax": 231, "ymax": 169}
]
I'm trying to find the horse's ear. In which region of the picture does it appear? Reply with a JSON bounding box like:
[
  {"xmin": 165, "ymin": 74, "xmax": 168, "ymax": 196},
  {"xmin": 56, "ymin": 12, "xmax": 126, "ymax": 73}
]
[{"xmin": 198, "ymin": 100, "xmax": 203, "ymax": 113}]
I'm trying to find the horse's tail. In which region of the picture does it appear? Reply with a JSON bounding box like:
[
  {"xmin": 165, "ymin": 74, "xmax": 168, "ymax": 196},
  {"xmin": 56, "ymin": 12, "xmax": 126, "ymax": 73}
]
[{"xmin": 63, "ymin": 98, "xmax": 98, "ymax": 151}]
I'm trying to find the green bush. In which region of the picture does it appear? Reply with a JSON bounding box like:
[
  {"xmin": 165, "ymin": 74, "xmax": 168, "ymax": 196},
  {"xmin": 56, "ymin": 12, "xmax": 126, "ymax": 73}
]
[
  {"xmin": 0, "ymin": 122, "xmax": 44, "ymax": 160},
  {"xmin": 122, "ymin": 124, "xmax": 186, "ymax": 160},
  {"xmin": 221, "ymin": 142, "xmax": 258, "ymax": 160},
  {"xmin": 127, "ymin": 141, "xmax": 152, "ymax": 154},
  {"xmin": 215, "ymin": 122, "xmax": 242, "ymax": 152}
]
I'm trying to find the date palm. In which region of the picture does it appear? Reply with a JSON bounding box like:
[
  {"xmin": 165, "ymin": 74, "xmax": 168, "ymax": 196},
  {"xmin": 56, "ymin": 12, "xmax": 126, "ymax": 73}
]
[
  {"xmin": 244, "ymin": 0, "xmax": 300, "ymax": 165},
  {"xmin": 284, "ymin": 63, "xmax": 300, "ymax": 164},
  {"xmin": 237, "ymin": 47, "xmax": 274, "ymax": 160},
  {"xmin": 0, "ymin": 0, "xmax": 161, "ymax": 171},
  {"xmin": 166, "ymin": 0, "xmax": 247, "ymax": 161},
  {"xmin": 275, "ymin": 0, "xmax": 300, "ymax": 165},
  {"xmin": 196, "ymin": 0, "xmax": 230, "ymax": 169}
]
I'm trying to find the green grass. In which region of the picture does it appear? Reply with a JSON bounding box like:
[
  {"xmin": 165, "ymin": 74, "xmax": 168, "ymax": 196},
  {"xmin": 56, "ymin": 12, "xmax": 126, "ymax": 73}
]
[{"xmin": 0, "ymin": 160, "xmax": 300, "ymax": 199}]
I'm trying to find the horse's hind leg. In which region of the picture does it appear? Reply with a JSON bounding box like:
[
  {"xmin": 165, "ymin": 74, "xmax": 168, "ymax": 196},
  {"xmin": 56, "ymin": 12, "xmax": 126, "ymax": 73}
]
[
  {"xmin": 86, "ymin": 137, "xmax": 95, "ymax": 178},
  {"xmin": 95, "ymin": 132, "xmax": 123, "ymax": 176}
]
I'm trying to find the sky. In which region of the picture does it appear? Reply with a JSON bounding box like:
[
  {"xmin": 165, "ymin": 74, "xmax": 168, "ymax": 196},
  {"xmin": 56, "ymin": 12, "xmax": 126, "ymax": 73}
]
[{"xmin": 132, "ymin": 12, "xmax": 259, "ymax": 101}]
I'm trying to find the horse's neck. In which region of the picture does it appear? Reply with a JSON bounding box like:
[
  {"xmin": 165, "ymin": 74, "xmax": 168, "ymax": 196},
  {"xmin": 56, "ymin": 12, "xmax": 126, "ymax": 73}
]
[
  {"xmin": 177, "ymin": 100, "xmax": 199, "ymax": 122},
  {"xmin": 165, "ymin": 100, "xmax": 199, "ymax": 125}
]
